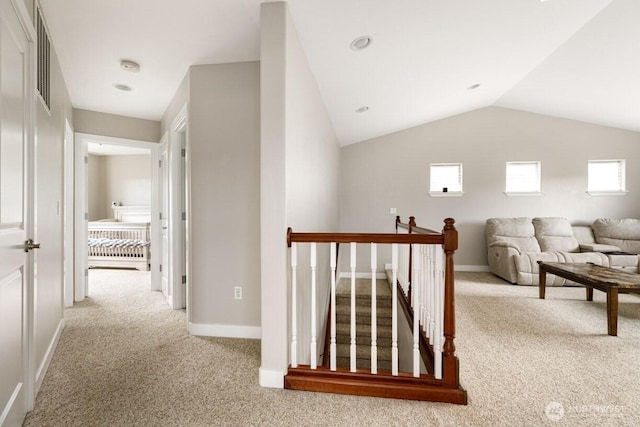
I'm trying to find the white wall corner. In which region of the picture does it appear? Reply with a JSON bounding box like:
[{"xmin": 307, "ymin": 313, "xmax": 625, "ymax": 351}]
[
  {"xmin": 188, "ymin": 323, "xmax": 261, "ymax": 339},
  {"xmin": 259, "ymin": 367, "xmax": 285, "ymax": 388}
]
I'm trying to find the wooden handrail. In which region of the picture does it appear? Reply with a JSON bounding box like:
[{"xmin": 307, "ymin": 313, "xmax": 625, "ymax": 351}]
[{"xmin": 287, "ymin": 230, "xmax": 445, "ymax": 246}]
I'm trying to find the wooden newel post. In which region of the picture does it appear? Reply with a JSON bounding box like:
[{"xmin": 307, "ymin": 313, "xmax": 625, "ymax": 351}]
[{"xmin": 442, "ymin": 218, "xmax": 460, "ymax": 388}]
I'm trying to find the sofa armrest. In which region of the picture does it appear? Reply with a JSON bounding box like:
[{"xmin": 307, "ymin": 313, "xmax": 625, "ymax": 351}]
[
  {"xmin": 579, "ymin": 243, "xmax": 621, "ymax": 253},
  {"xmin": 488, "ymin": 240, "xmax": 521, "ymax": 253}
]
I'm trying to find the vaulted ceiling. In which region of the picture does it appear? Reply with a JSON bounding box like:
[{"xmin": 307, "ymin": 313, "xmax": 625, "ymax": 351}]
[{"xmin": 40, "ymin": 0, "xmax": 639, "ymax": 146}]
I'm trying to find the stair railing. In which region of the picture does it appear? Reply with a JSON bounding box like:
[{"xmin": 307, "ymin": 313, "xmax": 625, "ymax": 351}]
[{"xmin": 284, "ymin": 218, "xmax": 466, "ymax": 404}]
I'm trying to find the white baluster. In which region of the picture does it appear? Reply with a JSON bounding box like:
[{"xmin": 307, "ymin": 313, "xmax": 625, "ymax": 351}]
[
  {"xmin": 412, "ymin": 244, "xmax": 420, "ymax": 377},
  {"xmin": 434, "ymin": 246, "xmax": 444, "ymax": 379},
  {"xmin": 350, "ymin": 242, "xmax": 357, "ymax": 372},
  {"xmin": 310, "ymin": 243, "xmax": 317, "ymax": 369},
  {"xmin": 291, "ymin": 243, "xmax": 298, "ymax": 368},
  {"xmin": 391, "ymin": 243, "xmax": 399, "ymax": 376},
  {"xmin": 330, "ymin": 242, "xmax": 337, "ymax": 371},
  {"xmin": 371, "ymin": 243, "xmax": 377, "ymax": 374},
  {"xmin": 429, "ymin": 245, "xmax": 436, "ymax": 343}
]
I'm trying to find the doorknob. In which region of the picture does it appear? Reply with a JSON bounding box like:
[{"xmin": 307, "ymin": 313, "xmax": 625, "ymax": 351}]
[{"xmin": 23, "ymin": 239, "xmax": 41, "ymax": 252}]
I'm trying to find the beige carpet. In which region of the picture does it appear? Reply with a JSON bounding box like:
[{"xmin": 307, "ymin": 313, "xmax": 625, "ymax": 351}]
[{"xmin": 23, "ymin": 269, "xmax": 640, "ymax": 426}]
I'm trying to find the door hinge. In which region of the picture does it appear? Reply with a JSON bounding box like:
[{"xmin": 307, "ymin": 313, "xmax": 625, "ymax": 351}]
[
  {"xmin": 84, "ymin": 212, "xmax": 88, "ymax": 220},
  {"xmin": 159, "ymin": 159, "xmax": 162, "ymax": 168},
  {"xmin": 159, "ymin": 264, "xmax": 163, "ymax": 273},
  {"xmin": 84, "ymin": 156, "xmax": 88, "ymax": 164},
  {"xmin": 182, "ymin": 275, "xmax": 187, "ymax": 285},
  {"xmin": 159, "ymin": 212, "xmax": 162, "ymax": 220},
  {"xmin": 182, "ymin": 212, "xmax": 186, "ymax": 221},
  {"xmin": 181, "ymin": 148, "xmax": 186, "ymax": 158}
]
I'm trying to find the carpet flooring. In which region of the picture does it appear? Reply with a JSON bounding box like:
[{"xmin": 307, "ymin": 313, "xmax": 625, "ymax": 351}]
[{"xmin": 23, "ymin": 269, "xmax": 640, "ymax": 426}]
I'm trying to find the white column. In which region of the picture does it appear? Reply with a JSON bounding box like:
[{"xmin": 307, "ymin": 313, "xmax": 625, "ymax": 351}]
[
  {"xmin": 350, "ymin": 242, "xmax": 357, "ymax": 372},
  {"xmin": 370, "ymin": 243, "xmax": 377, "ymax": 374},
  {"xmin": 434, "ymin": 246, "xmax": 445, "ymax": 379},
  {"xmin": 330, "ymin": 242, "xmax": 337, "ymax": 371},
  {"xmin": 290, "ymin": 243, "xmax": 298, "ymax": 368},
  {"xmin": 310, "ymin": 243, "xmax": 317, "ymax": 369}
]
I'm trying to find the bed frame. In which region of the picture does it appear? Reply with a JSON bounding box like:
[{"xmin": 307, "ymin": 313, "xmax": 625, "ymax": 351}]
[{"xmin": 88, "ymin": 206, "xmax": 151, "ymax": 271}]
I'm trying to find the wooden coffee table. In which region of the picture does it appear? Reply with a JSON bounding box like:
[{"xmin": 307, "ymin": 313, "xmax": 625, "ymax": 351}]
[{"xmin": 538, "ymin": 262, "xmax": 640, "ymax": 336}]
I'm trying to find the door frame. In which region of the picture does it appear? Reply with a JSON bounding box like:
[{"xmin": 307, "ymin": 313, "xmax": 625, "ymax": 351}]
[
  {"xmin": 168, "ymin": 104, "xmax": 189, "ymax": 312},
  {"xmin": 74, "ymin": 133, "xmax": 160, "ymax": 299}
]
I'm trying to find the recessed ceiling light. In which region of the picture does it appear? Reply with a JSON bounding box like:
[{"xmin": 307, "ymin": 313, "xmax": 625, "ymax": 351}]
[
  {"xmin": 121, "ymin": 60, "xmax": 140, "ymax": 73},
  {"xmin": 467, "ymin": 83, "xmax": 481, "ymax": 90},
  {"xmin": 356, "ymin": 106, "xmax": 369, "ymax": 113},
  {"xmin": 350, "ymin": 36, "xmax": 373, "ymax": 51},
  {"xmin": 113, "ymin": 83, "xmax": 132, "ymax": 92}
]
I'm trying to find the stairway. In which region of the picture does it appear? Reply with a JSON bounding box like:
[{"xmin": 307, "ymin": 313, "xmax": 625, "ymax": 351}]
[{"xmin": 333, "ymin": 277, "xmax": 393, "ymax": 371}]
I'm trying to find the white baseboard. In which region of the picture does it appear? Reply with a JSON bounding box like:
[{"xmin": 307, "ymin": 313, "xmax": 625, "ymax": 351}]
[
  {"xmin": 188, "ymin": 322, "xmax": 261, "ymax": 339},
  {"xmin": 35, "ymin": 318, "xmax": 65, "ymax": 395},
  {"xmin": 456, "ymin": 265, "xmax": 490, "ymax": 272},
  {"xmin": 259, "ymin": 367, "xmax": 285, "ymax": 388}
]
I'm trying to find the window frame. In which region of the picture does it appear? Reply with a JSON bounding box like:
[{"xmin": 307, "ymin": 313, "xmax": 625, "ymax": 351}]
[
  {"xmin": 587, "ymin": 159, "xmax": 627, "ymax": 196},
  {"xmin": 504, "ymin": 161, "xmax": 542, "ymax": 196},
  {"xmin": 429, "ymin": 162, "xmax": 463, "ymax": 197}
]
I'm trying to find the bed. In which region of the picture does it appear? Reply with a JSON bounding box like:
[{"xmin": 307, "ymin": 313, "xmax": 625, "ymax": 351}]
[{"xmin": 88, "ymin": 206, "xmax": 151, "ymax": 271}]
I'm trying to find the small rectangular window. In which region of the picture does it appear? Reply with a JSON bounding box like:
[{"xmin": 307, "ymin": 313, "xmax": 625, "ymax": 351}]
[
  {"xmin": 430, "ymin": 163, "xmax": 462, "ymax": 196},
  {"xmin": 505, "ymin": 161, "xmax": 540, "ymax": 194},
  {"xmin": 588, "ymin": 160, "xmax": 626, "ymax": 194}
]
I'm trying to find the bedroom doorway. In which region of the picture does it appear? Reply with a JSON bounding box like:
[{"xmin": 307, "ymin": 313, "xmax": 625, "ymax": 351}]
[
  {"xmin": 159, "ymin": 106, "xmax": 188, "ymax": 311},
  {"xmin": 74, "ymin": 133, "xmax": 161, "ymax": 301}
]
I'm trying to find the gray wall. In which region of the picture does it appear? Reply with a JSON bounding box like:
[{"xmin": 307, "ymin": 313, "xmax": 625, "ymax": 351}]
[
  {"xmin": 188, "ymin": 62, "xmax": 262, "ymax": 328},
  {"xmin": 340, "ymin": 106, "xmax": 640, "ymax": 269},
  {"xmin": 87, "ymin": 154, "xmax": 103, "ymax": 220},
  {"xmin": 87, "ymin": 154, "xmax": 151, "ymax": 220},
  {"xmin": 74, "ymin": 108, "xmax": 160, "ymax": 142},
  {"xmin": 260, "ymin": 1, "xmax": 341, "ymax": 382}
]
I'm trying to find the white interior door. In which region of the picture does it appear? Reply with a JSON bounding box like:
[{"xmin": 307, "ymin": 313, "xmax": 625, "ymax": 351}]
[{"xmin": 0, "ymin": 0, "xmax": 32, "ymax": 424}]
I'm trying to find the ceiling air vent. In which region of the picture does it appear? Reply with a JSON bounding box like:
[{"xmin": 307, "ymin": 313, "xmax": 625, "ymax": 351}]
[{"xmin": 36, "ymin": 6, "xmax": 51, "ymax": 110}]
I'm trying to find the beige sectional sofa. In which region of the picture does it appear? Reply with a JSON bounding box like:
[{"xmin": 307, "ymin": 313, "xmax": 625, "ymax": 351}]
[{"xmin": 486, "ymin": 217, "xmax": 640, "ymax": 286}]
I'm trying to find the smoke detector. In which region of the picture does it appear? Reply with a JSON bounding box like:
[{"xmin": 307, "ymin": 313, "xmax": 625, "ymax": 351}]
[{"xmin": 121, "ymin": 60, "xmax": 140, "ymax": 73}]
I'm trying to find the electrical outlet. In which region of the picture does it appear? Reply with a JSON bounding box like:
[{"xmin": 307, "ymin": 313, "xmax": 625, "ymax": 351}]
[
  {"xmin": 234, "ymin": 286, "xmax": 242, "ymax": 300},
  {"xmin": 390, "ymin": 207, "xmax": 397, "ymax": 214}
]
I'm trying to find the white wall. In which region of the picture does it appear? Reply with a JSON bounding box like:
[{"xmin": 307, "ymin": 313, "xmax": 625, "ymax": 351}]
[
  {"xmin": 340, "ymin": 106, "xmax": 640, "ymax": 268},
  {"xmin": 187, "ymin": 62, "xmax": 261, "ymax": 330},
  {"xmin": 260, "ymin": 1, "xmax": 341, "ymax": 386}
]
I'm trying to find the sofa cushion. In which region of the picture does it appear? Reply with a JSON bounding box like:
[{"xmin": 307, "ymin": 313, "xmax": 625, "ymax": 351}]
[
  {"xmin": 592, "ymin": 218, "xmax": 640, "ymax": 254},
  {"xmin": 513, "ymin": 252, "xmax": 563, "ymax": 286},
  {"xmin": 533, "ymin": 217, "xmax": 579, "ymax": 253},
  {"xmin": 486, "ymin": 217, "xmax": 540, "ymax": 253}
]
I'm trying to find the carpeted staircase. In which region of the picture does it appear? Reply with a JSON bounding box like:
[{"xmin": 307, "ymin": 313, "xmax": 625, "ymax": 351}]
[{"xmin": 334, "ymin": 277, "xmax": 393, "ymax": 371}]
